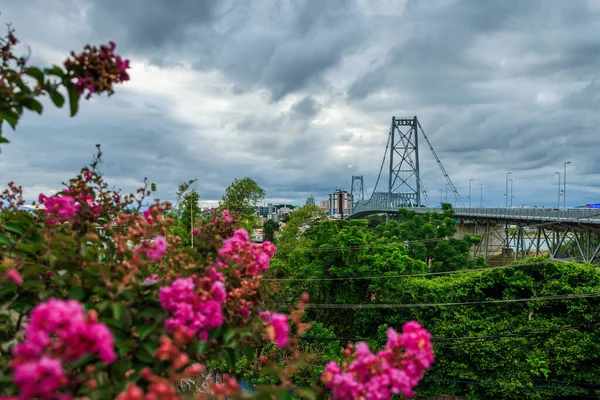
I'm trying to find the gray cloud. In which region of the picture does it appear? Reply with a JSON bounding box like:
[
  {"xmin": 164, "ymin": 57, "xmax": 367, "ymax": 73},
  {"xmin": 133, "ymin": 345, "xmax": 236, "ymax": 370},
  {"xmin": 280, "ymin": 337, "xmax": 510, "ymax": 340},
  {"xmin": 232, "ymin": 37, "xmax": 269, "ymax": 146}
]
[{"xmin": 2, "ymin": 0, "xmax": 600, "ymax": 209}]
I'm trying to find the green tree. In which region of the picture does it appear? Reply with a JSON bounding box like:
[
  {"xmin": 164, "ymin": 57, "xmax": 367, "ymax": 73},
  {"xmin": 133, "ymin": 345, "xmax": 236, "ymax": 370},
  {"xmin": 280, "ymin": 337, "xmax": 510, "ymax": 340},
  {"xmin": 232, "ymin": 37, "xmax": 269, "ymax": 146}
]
[
  {"xmin": 220, "ymin": 177, "xmax": 265, "ymax": 231},
  {"xmin": 167, "ymin": 179, "xmax": 201, "ymax": 247},
  {"xmin": 374, "ymin": 205, "xmax": 485, "ymax": 272},
  {"xmin": 263, "ymin": 219, "xmax": 279, "ymax": 242}
]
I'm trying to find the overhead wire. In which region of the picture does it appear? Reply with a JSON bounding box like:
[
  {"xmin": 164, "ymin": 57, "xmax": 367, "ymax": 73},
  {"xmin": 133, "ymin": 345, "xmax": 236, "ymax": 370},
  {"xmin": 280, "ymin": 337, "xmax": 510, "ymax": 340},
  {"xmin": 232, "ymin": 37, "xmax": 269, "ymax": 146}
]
[
  {"xmin": 262, "ymin": 259, "xmax": 578, "ymax": 282},
  {"xmin": 276, "ymin": 291, "xmax": 600, "ymax": 309},
  {"xmin": 297, "ymin": 323, "xmax": 600, "ymax": 344},
  {"xmin": 421, "ymin": 377, "xmax": 599, "ymax": 395}
]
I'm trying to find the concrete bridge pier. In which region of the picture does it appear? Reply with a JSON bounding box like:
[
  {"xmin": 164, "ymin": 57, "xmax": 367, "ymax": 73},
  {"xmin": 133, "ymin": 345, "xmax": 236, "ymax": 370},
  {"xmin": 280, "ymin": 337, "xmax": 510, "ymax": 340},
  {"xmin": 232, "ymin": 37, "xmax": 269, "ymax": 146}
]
[{"xmin": 454, "ymin": 221, "xmax": 508, "ymax": 261}]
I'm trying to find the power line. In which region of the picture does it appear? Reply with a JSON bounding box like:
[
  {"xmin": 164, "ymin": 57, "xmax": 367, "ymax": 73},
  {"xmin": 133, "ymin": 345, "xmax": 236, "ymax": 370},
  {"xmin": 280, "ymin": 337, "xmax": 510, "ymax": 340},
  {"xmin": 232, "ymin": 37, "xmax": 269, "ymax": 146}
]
[
  {"xmin": 274, "ymin": 238, "xmax": 447, "ymax": 255},
  {"xmin": 297, "ymin": 323, "xmax": 600, "ymax": 344},
  {"xmin": 422, "ymin": 377, "xmax": 599, "ymax": 395},
  {"xmin": 262, "ymin": 259, "xmax": 574, "ymax": 282},
  {"xmin": 277, "ymin": 291, "xmax": 600, "ymax": 309}
]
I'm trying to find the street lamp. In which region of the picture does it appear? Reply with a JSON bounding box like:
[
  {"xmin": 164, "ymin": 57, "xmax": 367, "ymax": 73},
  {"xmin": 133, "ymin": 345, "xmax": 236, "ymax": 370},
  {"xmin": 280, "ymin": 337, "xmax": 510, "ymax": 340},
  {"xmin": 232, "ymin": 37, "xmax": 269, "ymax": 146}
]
[
  {"xmin": 563, "ymin": 161, "xmax": 572, "ymax": 209},
  {"xmin": 445, "ymin": 184, "xmax": 449, "ymax": 203},
  {"xmin": 468, "ymin": 178, "xmax": 474, "ymax": 208},
  {"xmin": 555, "ymin": 172, "xmax": 561, "ymax": 208},
  {"xmin": 505, "ymin": 172, "xmax": 512, "ymax": 208},
  {"xmin": 439, "ymin": 189, "xmax": 443, "ymax": 206},
  {"xmin": 509, "ymin": 178, "xmax": 514, "ymax": 207},
  {"xmin": 478, "ymin": 183, "xmax": 483, "ymax": 208}
]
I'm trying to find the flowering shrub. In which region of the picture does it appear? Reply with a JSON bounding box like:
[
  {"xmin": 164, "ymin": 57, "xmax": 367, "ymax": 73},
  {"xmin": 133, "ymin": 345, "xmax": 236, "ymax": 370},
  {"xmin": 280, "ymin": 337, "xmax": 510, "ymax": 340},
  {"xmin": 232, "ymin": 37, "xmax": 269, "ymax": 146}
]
[
  {"xmin": 0, "ymin": 25, "xmax": 434, "ymax": 399},
  {"xmin": 0, "ymin": 25, "xmax": 129, "ymax": 142},
  {"xmin": 322, "ymin": 322, "xmax": 434, "ymax": 399}
]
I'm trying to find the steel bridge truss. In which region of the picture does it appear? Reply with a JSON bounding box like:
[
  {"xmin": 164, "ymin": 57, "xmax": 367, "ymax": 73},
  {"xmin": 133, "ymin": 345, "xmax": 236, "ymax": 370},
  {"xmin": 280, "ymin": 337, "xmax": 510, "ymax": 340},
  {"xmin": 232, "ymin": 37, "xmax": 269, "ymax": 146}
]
[
  {"xmin": 469, "ymin": 222, "xmax": 600, "ymax": 264},
  {"xmin": 351, "ymin": 175, "xmax": 365, "ymax": 211},
  {"xmin": 388, "ymin": 117, "xmax": 420, "ymax": 208}
]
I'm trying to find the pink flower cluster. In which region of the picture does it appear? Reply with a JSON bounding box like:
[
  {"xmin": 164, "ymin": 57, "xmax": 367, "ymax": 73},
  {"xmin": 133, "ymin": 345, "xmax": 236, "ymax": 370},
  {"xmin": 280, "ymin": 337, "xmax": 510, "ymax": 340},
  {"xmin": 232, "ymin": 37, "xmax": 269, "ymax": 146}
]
[
  {"xmin": 38, "ymin": 192, "xmax": 100, "ymax": 224},
  {"xmin": 221, "ymin": 210, "xmax": 232, "ymax": 224},
  {"xmin": 259, "ymin": 311, "xmax": 290, "ymax": 348},
  {"xmin": 10, "ymin": 299, "xmax": 115, "ymax": 399},
  {"xmin": 70, "ymin": 41, "xmax": 130, "ymax": 99},
  {"xmin": 159, "ymin": 269, "xmax": 226, "ymax": 340},
  {"xmin": 38, "ymin": 193, "xmax": 78, "ymax": 223},
  {"xmin": 322, "ymin": 321, "xmax": 434, "ymax": 400},
  {"xmin": 146, "ymin": 236, "xmax": 167, "ymax": 261},
  {"xmin": 217, "ymin": 229, "xmax": 276, "ymax": 275}
]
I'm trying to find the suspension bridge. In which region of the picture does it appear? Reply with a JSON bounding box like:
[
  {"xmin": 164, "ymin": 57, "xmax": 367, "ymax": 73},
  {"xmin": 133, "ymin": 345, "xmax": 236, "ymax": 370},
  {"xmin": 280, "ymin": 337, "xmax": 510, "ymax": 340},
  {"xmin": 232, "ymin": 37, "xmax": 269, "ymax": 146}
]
[{"xmin": 348, "ymin": 116, "xmax": 600, "ymax": 264}]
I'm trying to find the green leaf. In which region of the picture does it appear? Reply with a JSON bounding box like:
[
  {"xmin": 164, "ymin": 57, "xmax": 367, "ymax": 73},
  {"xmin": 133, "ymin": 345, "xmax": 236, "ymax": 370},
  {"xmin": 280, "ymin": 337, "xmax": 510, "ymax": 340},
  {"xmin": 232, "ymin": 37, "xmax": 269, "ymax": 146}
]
[
  {"xmin": 240, "ymin": 343, "xmax": 255, "ymax": 362},
  {"xmin": 66, "ymin": 82, "xmax": 80, "ymax": 117},
  {"xmin": 44, "ymin": 65, "xmax": 65, "ymax": 78},
  {"xmin": 47, "ymin": 86, "xmax": 65, "ymax": 108},
  {"xmin": 134, "ymin": 346, "xmax": 154, "ymax": 363},
  {"xmin": 109, "ymin": 358, "xmax": 132, "ymax": 385},
  {"xmin": 0, "ymin": 235, "xmax": 13, "ymax": 246},
  {"xmin": 278, "ymin": 389, "xmax": 293, "ymax": 400},
  {"xmin": 112, "ymin": 304, "xmax": 124, "ymax": 320},
  {"xmin": 196, "ymin": 340, "xmax": 208, "ymax": 355},
  {"xmin": 0, "ymin": 110, "xmax": 19, "ymax": 129},
  {"xmin": 135, "ymin": 321, "xmax": 157, "ymax": 341},
  {"xmin": 70, "ymin": 354, "xmax": 92, "ymax": 369},
  {"xmin": 0, "ymin": 136, "xmax": 9, "ymax": 144},
  {"xmin": 224, "ymin": 348, "xmax": 236, "ymax": 370},
  {"xmin": 119, "ymin": 307, "xmax": 132, "ymax": 331},
  {"xmin": 69, "ymin": 286, "xmax": 86, "ymax": 301},
  {"xmin": 3, "ymin": 222, "xmax": 26, "ymax": 235},
  {"xmin": 25, "ymin": 67, "xmax": 44, "ymax": 85},
  {"xmin": 223, "ymin": 329, "xmax": 235, "ymax": 345},
  {"xmin": 21, "ymin": 98, "xmax": 43, "ymax": 114}
]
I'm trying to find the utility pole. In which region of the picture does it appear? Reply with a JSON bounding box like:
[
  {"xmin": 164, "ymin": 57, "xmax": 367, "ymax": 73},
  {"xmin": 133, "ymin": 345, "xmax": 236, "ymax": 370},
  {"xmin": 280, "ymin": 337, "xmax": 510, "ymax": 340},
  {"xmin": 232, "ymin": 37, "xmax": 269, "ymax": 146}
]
[
  {"xmin": 479, "ymin": 183, "xmax": 483, "ymax": 208},
  {"xmin": 563, "ymin": 161, "xmax": 572, "ymax": 209},
  {"xmin": 509, "ymin": 178, "xmax": 513, "ymax": 207},
  {"xmin": 555, "ymin": 172, "xmax": 561, "ymax": 208},
  {"xmin": 439, "ymin": 189, "xmax": 443, "ymax": 206},
  {"xmin": 468, "ymin": 178, "xmax": 473, "ymax": 208},
  {"xmin": 190, "ymin": 200, "xmax": 194, "ymax": 248},
  {"xmin": 505, "ymin": 172, "xmax": 511, "ymax": 208}
]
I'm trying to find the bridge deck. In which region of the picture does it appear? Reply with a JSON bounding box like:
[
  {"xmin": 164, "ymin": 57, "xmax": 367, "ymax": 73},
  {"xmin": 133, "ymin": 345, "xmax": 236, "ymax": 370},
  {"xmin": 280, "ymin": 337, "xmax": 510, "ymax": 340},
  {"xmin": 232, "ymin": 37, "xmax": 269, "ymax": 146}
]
[{"xmin": 351, "ymin": 204, "xmax": 600, "ymax": 226}]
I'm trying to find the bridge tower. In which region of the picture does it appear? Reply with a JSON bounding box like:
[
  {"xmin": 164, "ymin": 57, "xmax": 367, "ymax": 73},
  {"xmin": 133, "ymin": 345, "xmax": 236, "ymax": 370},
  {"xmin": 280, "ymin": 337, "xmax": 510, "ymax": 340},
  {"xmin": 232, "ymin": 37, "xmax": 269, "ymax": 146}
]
[
  {"xmin": 388, "ymin": 116, "xmax": 421, "ymax": 207},
  {"xmin": 351, "ymin": 175, "xmax": 364, "ymax": 210}
]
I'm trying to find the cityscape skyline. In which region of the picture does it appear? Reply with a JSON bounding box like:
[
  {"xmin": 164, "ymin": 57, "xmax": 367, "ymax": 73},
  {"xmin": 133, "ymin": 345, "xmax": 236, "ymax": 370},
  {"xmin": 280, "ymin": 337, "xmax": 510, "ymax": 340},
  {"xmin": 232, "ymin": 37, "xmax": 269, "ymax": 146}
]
[{"xmin": 1, "ymin": 1, "xmax": 600, "ymax": 209}]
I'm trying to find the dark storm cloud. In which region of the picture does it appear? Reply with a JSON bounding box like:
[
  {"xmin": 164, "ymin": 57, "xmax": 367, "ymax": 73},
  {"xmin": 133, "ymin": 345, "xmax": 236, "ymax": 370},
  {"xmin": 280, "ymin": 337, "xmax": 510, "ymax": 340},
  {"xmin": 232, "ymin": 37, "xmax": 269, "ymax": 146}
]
[
  {"xmin": 88, "ymin": 0, "xmax": 216, "ymax": 50},
  {"xmin": 291, "ymin": 96, "xmax": 320, "ymax": 119},
  {"xmin": 2, "ymin": 0, "xmax": 600, "ymax": 207},
  {"xmin": 83, "ymin": 0, "xmax": 367, "ymax": 101}
]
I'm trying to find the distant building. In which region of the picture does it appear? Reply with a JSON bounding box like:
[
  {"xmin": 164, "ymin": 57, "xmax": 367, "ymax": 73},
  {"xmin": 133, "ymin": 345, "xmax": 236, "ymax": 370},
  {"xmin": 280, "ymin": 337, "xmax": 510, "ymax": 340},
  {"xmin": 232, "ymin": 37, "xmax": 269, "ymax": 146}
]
[
  {"xmin": 256, "ymin": 203, "xmax": 277, "ymax": 217},
  {"xmin": 306, "ymin": 195, "xmax": 315, "ymax": 207},
  {"xmin": 328, "ymin": 188, "xmax": 353, "ymax": 218}
]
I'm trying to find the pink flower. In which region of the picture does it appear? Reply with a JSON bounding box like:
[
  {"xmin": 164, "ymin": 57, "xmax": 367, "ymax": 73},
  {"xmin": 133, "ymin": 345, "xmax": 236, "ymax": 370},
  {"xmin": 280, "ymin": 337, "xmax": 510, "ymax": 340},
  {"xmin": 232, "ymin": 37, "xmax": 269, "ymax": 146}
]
[
  {"xmin": 146, "ymin": 236, "xmax": 167, "ymax": 261},
  {"xmin": 10, "ymin": 300, "xmax": 115, "ymax": 398},
  {"xmin": 321, "ymin": 321, "xmax": 434, "ymax": 400},
  {"xmin": 210, "ymin": 281, "xmax": 227, "ymax": 302},
  {"xmin": 221, "ymin": 210, "xmax": 232, "ymax": 224},
  {"xmin": 6, "ymin": 268, "xmax": 22, "ymax": 285},
  {"xmin": 218, "ymin": 229, "xmax": 276, "ymax": 274},
  {"xmin": 144, "ymin": 274, "xmax": 159, "ymax": 283},
  {"xmin": 38, "ymin": 194, "xmax": 79, "ymax": 223},
  {"xmin": 270, "ymin": 313, "xmax": 289, "ymax": 348},
  {"xmin": 159, "ymin": 275, "xmax": 226, "ymax": 340},
  {"xmin": 13, "ymin": 356, "xmax": 65, "ymax": 399},
  {"xmin": 192, "ymin": 228, "xmax": 200, "ymax": 235},
  {"xmin": 143, "ymin": 209, "xmax": 154, "ymax": 224}
]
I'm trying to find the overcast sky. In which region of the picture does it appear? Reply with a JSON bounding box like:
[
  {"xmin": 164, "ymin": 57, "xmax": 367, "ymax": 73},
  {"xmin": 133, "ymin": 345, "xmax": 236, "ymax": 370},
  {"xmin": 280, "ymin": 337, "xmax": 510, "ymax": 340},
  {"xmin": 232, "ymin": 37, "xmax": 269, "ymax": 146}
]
[{"xmin": 2, "ymin": 0, "xmax": 600, "ymax": 209}]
